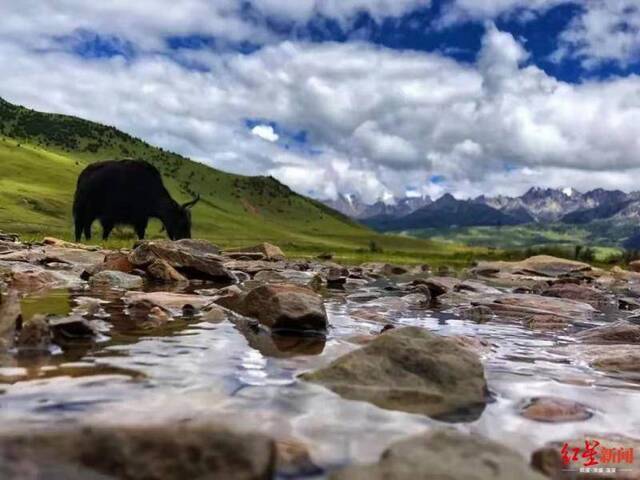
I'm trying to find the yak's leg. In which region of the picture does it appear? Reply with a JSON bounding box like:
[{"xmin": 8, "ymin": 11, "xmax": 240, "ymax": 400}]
[
  {"xmin": 74, "ymin": 218, "xmax": 84, "ymax": 242},
  {"xmin": 82, "ymin": 216, "xmax": 94, "ymax": 241},
  {"xmin": 134, "ymin": 219, "xmax": 148, "ymax": 240},
  {"xmin": 101, "ymin": 219, "xmax": 115, "ymax": 240}
]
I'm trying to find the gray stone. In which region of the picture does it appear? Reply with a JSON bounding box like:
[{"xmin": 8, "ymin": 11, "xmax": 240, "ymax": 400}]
[
  {"xmin": 129, "ymin": 239, "xmax": 233, "ymax": 282},
  {"xmin": 253, "ymin": 269, "xmax": 324, "ymax": 290},
  {"xmin": 519, "ymin": 397, "xmax": 592, "ymax": 423},
  {"xmin": 89, "ymin": 270, "xmax": 144, "ymax": 290},
  {"xmin": 0, "ymin": 289, "xmax": 21, "ymax": 351},
  {"xmin": 225, "ymin": 243, "xmax": 285, "ymax": 261},
  {"xmin": 331, "ymin": 430, "xmax": 546, "ymax": 480},
  {"xmin": 0, "ymin": 424, "xmax": 276, "ymax": 480},
  {"xmin": 220, "ymin": 284, "xmax": 328, "ymax": 333},
  {"xmin": 300, "ymin": 327, "xmax": 487, "ymax": 420},
  {"xmin": 575, "ymin": 321, "xmax": 640, "ymax": 344}
]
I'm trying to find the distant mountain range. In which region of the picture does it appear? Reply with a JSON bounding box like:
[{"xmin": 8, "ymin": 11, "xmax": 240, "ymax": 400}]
[
  {"xmin": 323, "ymin": 193, "xmax": 432, "ymax": 220},
  {"xmin": 323, "ymin": 187, "xmax": 640, "ymax": 231}
]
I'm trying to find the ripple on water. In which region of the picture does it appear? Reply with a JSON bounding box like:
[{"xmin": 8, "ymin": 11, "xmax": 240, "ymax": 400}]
[{"xmin": 1, "ymin": 285, "xmax": 639, "ymax": 471}]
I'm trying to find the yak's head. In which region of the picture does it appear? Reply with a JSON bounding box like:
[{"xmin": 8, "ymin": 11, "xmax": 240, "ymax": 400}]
[{"xmin": 166, "ymin": 194, "xmax": 200, "ymax": 240}]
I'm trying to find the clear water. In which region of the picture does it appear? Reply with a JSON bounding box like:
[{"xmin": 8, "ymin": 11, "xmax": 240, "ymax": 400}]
[{"xmin": 2, "ymin": 283, "xmax": 640, "ymax": 477}]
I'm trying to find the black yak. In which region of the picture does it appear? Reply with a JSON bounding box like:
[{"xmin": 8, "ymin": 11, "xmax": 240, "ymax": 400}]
[{"xmin": 73, "ymin": 160, "xmax": 200, "ymax": 241}]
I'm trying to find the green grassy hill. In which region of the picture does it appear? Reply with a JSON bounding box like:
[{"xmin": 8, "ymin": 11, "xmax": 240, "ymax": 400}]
[{"xmin": 0, "ymin": 97, "xmax": 492, "ymax": 265}]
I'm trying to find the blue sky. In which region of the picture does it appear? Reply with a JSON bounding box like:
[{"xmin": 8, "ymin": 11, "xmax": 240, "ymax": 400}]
[{"xmin": 1, "ymin": 0, "xmax": 640, "ymax": 201}]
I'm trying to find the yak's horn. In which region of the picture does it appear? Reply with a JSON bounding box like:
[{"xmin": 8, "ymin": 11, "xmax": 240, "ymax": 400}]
[{"xmin": 182, "ymin": 193, "xmax": 201, "ymax": 209}]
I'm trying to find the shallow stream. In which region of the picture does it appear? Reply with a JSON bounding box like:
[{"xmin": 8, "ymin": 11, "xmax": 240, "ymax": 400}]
[{"xmin": 2, "ymin": 283, "xmax": 639, "ymax": 478}]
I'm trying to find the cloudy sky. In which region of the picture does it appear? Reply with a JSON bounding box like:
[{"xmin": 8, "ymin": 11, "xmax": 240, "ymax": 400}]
[{"xmin": 1, "ymin": 1, "xmax": 640, "ymax": 202}]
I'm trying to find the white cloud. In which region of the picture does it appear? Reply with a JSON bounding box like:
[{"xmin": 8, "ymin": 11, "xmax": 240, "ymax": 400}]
[
  {"xmin": 251, "ymin": 0, "xmax": 431, "ymax": 23},
  {"xmin": 251, "ymin": 125, "xmax": 279, "ymax": 142},
  {"xmin": 440, "ymin": 0, "xmax": 569, "ymax": 25},
  {"xmin": 555, "ymin": 0, "xmax": 640, "ymax": 69},
  {"xmin": 0, "ymin": 0, "xmax": 431, "ymax": 53},
  {"xmin": 1, "ymin": 16, "xmax": 639, "ymax": 201},
  {"xmin": 441, "ymin": 0, "xmax": 640, "ymax": 69}
]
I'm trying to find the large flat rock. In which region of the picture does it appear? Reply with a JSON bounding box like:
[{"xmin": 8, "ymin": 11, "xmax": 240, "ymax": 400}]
[
  {"xmin": 300, "ymin": 326, "xmax": 487, "ymax": 420},
  {"xmin": 129, "ymin": 239, "xmax": 233, "ymax": 282}
]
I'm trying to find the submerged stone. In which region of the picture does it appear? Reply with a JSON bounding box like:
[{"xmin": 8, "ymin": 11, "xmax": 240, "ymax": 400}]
[{"xmin": 519, "ymin": 397, "xmax": 593, "ymax": 423}]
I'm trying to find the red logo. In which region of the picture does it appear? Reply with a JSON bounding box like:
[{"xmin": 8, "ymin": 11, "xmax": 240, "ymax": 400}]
[{"xmin": 561, "ymin": 440, "xmax": 634, "ymax": 475}]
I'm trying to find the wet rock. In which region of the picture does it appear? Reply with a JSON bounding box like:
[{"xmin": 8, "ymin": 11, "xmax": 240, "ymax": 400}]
[
  {"xmin": 1, "ymin": 263, "xmax": 58, "ymax": 291},
  {"xmin": 611, "ymin": 266, "xmax": 640, "ymax": 282},
  {"xmin": 15, "ymin": 314, "xmax": 51, "ymax": 351},
  {"xmin": 147, "ymin": 306, "xmax": 171, "ymax": 327},
  {"xmin": 0, "ymin": 290, "xmax": 21, "ymax": 351},
  {"xmin": 553, "ymin": 344, "xmax": 640, "ymax": 378},
  {"xmin": 0, "ymin": 249, "xmax": 48, "ymax": 263},
  {"xmin": 238, "ymin": 319, "xmax": 327, "ymax": 357},
  {"xmin": 629, "ymin": 260, "xmax": 640, "ymax": 273},
  {"xmin": 276, "ymin": 439, "xmax": 322, "ymax": 478},
  {"xmin": 326, "ymin": 267, "xmax": 348, "ymax": 288},
  {"xmin": 42, "ymin": 237, "xmax": 99, "ymax": 251},
  {"xmin": 525, "ymin": 313, "xmax": 570, "ymax": 330},
  {"xmin": 125, "ymin": 292, "xmax": 216, "ymax": 313},
  {"xmin": 129, "ymin": 239, "xmax": 233, "ymax": 282},
  {"xmin": 73, "ymin": 296, "xmax": 109, "ymax": 317},
  {"xmin": 362, "ymin": 263, "xmax": 408, "ymax": 277},
  {"xmin": 223, "ymin": 260, "xmax": 288, "ymax": 276},
  {"xmin": 520, "ymin": 397, "xmax": 592, "ymax": 423},
  {"xmin": 575, "ymin": 321, "xmax": 640, "ymax": 344},
  {"xmin": 541, "ymin": 283, "xmax": 609, "ymax": 309},
  {"xmin": 226, "ymin": 242, "xmax": 285, "ymax": 261},
  {"xmin": 591, "ymin": 354, "xmax": 640, "ymax": 374},
  {"xmin": 0, "ymin": 231, "xmax": 20, "ymax": 243},
  {"xmin": 253, "ymin": 269, "xmax": 323, "ymax": 290},
  {"xmin": 49, "ymin": 316, "xmax": 96, "ymax": 345},
  {"xmin": 225, "ymin": 252, "xmax": 267, "ymax": 261},
  {"xmin": 300, "ymin": 326, "xmax": 487, "ymax": 420},
  {"xmin": 531, "ymin": 434, "xmax": 640, "ymax": 480},
  {"xmin": 349, "ymin": 308, "xmax": 389, "ymax": 324},
  {"xmin": 200, "ymin": 304, "xmax": 231, "ymax": 323},
  {"xmin": 89, "ymin": 271, "xmax": 144, "ymax": 290},
  {"xmin": 103, "ymin": 252, "xmax": 135, "ymax": 273},
  {"xmin": 454, "ymin": 280, "xmax": 502, "ymax": 295},
  {"xmin": 359, "ymin": 293, "xmax": 429, "ymax": 314},
  {"xmin": 146, "ymin": 258, "xmax": 187, "ymax": 283},
  {"xmin": 222, "ymin": 284, "xmax": 328, "ymax": 333},
  {"xmin": 420, "ymin": 277, "xmax": 460, "ymax": 298},
  {"xmin": 474, "ymin": 293, "xmax": 595, "ymax": 324},
  {"xmin": 619, "ymin": 297, "xmax": 640, "ymax": 311},
  {"xmin": 43, "ymin": 247, "xmax": 106, "ymax": 268},
  {"xmin": 0, "ymin": 424, "xmax": 276, "ymax": 480},
  {"xmin": 331, "ymin": 429, "xmax": 546, "ymax": 480},
  {"xmin": 474, "ymin": 255, "xmax": 592, "ymax": 279},
  {"xmin": 459, "ymin": 305, "xmax": 494, "ymax": 323},
  {"xmin": 450, "ymin": 335, "xmax": 492, "ymax": 355}
]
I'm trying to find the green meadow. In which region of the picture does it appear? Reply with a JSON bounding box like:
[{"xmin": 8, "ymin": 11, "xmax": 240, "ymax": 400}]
[{"xmin": 0, "ymin": 99, "xmax": 498, "ymax": 267}]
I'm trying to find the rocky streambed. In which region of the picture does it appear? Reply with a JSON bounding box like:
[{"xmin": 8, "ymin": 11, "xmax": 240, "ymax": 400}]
[{"xmin": 1, "ymin": 235, "xmax": 639, "ymax": 479}]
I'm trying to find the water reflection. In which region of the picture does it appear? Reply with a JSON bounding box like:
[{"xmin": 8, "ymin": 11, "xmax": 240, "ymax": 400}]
[{"xmin": 0, "ymin": 281, "xmax": 638, "ymax": 474}]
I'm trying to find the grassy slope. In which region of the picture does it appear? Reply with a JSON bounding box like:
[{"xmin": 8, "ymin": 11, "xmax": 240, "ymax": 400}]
[{"xmin": 0, "ymin": 98, "xmax": 493, "ymax": 265}]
